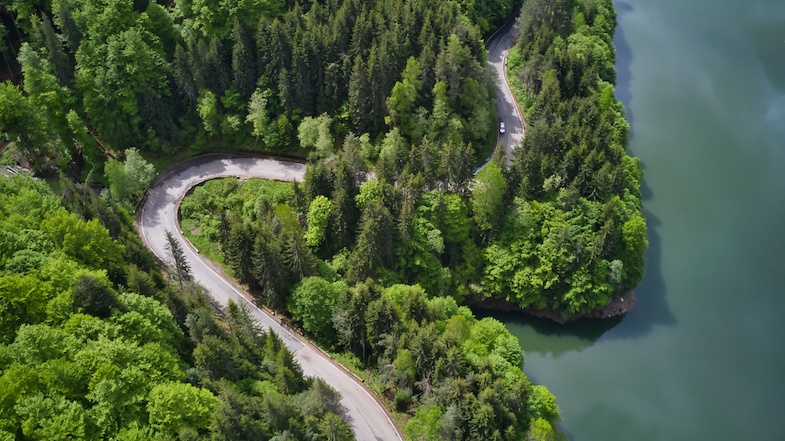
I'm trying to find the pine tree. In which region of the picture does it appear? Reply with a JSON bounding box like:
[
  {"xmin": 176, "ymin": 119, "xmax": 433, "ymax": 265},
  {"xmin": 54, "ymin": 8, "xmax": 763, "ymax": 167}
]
[
  {"xmin": 348, "ymin": 55, "xmax": 370, "ymax": 133},
  {"xmin": 226, "ymin": 222, "xmax": 257, "ymax": 290},
  {"xmin": 252, "ymin": 232, "xmax": 288, "ymax": 311},
  {"xmin": 39, "ymin": 15, "xmax": 72, "ymax": 87},
  {"xmin": 231, "ymin": 20, "xmax": 256, "ymax": 100},
  {"xmin": 166, "ymin": 230, "xmax": 192, "ymax": 286}
]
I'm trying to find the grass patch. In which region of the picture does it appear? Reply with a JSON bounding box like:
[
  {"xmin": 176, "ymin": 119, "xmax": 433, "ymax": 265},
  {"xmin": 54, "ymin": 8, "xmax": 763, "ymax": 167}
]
[
  {"xmin": 180, "ymin": 217, "xmax": 232, "ymax": 276},
  {"xmin": 237, "ymin": 178, "xmax": 295, "ymax": 204}
]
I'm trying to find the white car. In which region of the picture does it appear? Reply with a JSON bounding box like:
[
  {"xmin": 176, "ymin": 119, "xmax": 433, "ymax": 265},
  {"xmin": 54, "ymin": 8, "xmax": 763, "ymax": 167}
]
[{"xmin": 499, "ymin": 122, "xmax": 506, "ymax": 134}]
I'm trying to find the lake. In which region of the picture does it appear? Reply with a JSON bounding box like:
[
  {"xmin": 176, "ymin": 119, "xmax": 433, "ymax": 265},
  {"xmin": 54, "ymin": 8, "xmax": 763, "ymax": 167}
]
[{"xmin": 496, "ymin": 0, "xmax": 785, "ymax": 439}]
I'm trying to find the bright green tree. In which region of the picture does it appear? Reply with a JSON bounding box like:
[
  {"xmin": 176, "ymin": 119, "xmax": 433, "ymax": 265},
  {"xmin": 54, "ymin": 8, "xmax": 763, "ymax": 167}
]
[
  {"xmin": 470, "ymin": 162, "xmax": 507, "ymax": 239},
  {"xmin": 105, "ymin": 148, "xmax": 156, "ymax": 204},
  {"xmin": 146, "ymin": 382, "xmax": 219, "ymax": 436},
  {"xmin": 304, "ymin": 196, "xmax": 332, "ymax": 248},
  {"xmin": 15, "ymin": 393, "xmax": 86, "ymax": 441},
  {"xmin": 289, "ymin": 277, "xmax": 346, "ymax": 345}
]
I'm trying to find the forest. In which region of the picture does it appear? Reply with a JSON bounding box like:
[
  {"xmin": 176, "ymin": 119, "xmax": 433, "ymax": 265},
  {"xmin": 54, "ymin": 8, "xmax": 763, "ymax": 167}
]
[
  {"xmin": 180, "ymin": 177, "xmax": 561, "ymax": 439},
  {"xmin": 0, "ymin": 0, "xmax": 644, "ymax": 439},
  {"xmin": 0, "ymin": 173, "xmax": 356, "ymax": 440},
  {"xmin": 0, "ymin": 0, "xmax": 518, "ymax": 175}
]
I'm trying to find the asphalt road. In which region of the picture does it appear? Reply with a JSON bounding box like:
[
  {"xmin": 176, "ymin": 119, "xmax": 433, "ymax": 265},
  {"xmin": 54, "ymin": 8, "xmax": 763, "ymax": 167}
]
[
  {"xmin": 137, "ymin": 14, "xmax": 523, "ymax": 440},
  {"xmin": 487, "ymin": 12, "xmax": 524, "ymax": 164},
  {"xmin": 138, "ymin": 156, "xmax": 402, "ymax": 441}
]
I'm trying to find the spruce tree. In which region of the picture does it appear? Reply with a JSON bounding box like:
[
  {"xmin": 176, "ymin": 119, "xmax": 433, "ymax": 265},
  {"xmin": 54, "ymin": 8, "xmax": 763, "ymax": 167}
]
[{"xmin": 166, "ymin": 230, "xmax": 192, "ymax": 286}]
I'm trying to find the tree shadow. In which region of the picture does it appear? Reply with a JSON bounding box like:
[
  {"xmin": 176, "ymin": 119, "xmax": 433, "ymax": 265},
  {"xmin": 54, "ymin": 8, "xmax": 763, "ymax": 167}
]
[
  {"xmin": 607, "ymin": 177, "xmax": 676, "ymax": 340},
  {"xmin": 602, "ymin": 2, "xmax": 676, "ymax": 340},
  {"xmin": 483, "ymin": 311, "xmax": 624, "ymax": 359},
  {"xmin": 614, "ymin": 2, "xmax": 635, "ymax": 136}
]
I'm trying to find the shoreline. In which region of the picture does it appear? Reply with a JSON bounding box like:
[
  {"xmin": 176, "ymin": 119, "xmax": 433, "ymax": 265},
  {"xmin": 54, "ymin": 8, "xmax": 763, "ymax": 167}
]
[{"xmin": 468, "ymin": 291, "xmax": 636, "ymax": 324}]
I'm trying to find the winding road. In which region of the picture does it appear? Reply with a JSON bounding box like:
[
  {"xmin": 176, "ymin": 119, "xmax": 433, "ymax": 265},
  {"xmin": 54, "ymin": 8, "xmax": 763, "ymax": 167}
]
[
  {"xmin": 137, "ymin": 13, "xmax": 522, "ymax": 441},
  {"xmin": 487, "ymin": 11, "xmax": 525, "ymax": 163},
  {"xmin": 138, "ymin": 156, "xmax": 402, "ymax": 441}
]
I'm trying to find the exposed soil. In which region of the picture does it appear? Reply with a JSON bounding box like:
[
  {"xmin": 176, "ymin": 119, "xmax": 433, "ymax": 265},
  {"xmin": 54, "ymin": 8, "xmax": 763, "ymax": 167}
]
[{"xmin": 467, "ymin": 291, "xmax": 635, "ymax": 324}]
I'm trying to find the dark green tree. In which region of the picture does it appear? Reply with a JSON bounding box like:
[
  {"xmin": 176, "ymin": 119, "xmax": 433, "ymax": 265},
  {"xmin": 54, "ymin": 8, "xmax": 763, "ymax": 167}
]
[
  {"xmin": 226, "ymin": 221, "xmax": 257, "ymax": 290},
  {"xmin": 251, "ymin": 232, "xmax": 289, "ymax": 311},
  {"xmin": 166, "ymin": 230, "xmax": 192, "ymax": 286}
]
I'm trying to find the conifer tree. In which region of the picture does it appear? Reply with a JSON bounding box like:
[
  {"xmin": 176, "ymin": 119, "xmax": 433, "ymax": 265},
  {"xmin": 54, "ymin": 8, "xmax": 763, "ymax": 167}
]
[{"xmin": 166, "ymin": 230, "xmax": 192, "ymax": 286}]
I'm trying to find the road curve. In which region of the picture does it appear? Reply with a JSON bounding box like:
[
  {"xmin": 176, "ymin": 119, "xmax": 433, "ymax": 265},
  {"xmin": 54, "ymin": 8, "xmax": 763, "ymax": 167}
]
[
  {"xmin": 487, "ymin": 12, "xmax": 525, "ymax": 164},
  {"xmin": 138, "ymin": 15, "xmax": 522, "ymax": 439},
  {"xmin": 138, "ymin": 155, "xmax": 403, "ymax": 441}
]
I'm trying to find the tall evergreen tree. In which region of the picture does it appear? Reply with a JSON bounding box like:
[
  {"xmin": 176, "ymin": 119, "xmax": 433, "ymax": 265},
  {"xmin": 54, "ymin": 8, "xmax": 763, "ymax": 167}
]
[
  {"xmin": 226, "ymin": 222, "xmax": 257, "ymax": 291},
  {"xmin": 39, "ymin": 14, "xmax": 72, "ymax": 87},
  {"xmin": 166, "ymin": 230, "xmax": 192, "ymax": 286},
  {"xmin": 251, "ymin": 232, "xmax": 289, "ymax": 311},
  {"xmin": 348, "ymin": 55, "xmax": 371, "ymax": 133},
  {"xmin": 231, "ymin": 20, "xmax": 256, "ymax": 100}
]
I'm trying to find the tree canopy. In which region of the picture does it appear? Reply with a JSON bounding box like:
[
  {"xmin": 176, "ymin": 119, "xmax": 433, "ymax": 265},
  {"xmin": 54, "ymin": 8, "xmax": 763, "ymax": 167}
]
[{"xmin": 0, "ymin": 173, "xmax": 354, "ymax": 440}]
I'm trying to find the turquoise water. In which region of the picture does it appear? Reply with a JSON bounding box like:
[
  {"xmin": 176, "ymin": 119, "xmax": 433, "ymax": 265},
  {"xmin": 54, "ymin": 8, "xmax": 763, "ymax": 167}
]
[{"xmin": 497, "ymin": 0, "xmax": 785, "ymax": 438}]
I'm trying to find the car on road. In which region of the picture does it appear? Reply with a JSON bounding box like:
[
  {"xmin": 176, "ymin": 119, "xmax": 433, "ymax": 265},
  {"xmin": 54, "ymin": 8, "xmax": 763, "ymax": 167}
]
[{"xmin": 499, "ymin": 121, "xmax": 506, "ymax": 134}]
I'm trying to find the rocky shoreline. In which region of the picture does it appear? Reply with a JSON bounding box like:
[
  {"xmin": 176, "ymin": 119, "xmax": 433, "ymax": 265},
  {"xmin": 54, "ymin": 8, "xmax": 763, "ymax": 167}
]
[{"xmin": 468, "ymin": 291, "xmax": 636, "ymax": 324}]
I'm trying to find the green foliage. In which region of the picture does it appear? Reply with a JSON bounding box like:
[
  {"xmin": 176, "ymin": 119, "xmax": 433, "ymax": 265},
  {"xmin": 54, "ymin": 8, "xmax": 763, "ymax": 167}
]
[
  {"xmin": 146, "ymin": 382, "xmax": 219, "ymax": 436},
  {"xmin": 481, "ymin": 0, "xmax": 649, "ymax": 313},
  {"xmin": 15, "ymin": 393, "xmax": 86, "ymax": 440},
  {"xmin": 404, "ymin": 404, "xmax": 444, "ymax": 440},
  {"xmin": 0, "ymin": 275, "xmax": 54, "ymax": 344},
  {"xmin": 105, "ymin": 148, "xmax": 156, "ymax": 204},
  {"xmin": 528, "ymin": 385, "xmax": 560, "ymax": 422},
  {"xmin": 0, "ymin": 174, "xmax": 353, "ymax": 440},
  {"xmin": 355, "ymin": 179, "xmax": 382, "ymax": 212},
  {"xmin": 289, "ymin": 277, "xmax": 346, "ymax": 345},
  {"xmin": 198, "ymin": 90, "xmax": 220, "ymax": 135},
  {"xmin": 298, "ymin": 114, "xmax": 334, "ymax": 157},
  {"xmin": 471, "ymin": 162, "xmax": 507, "ymax": 238},
  {"xmin": 40, "ymin": 209, "xmax": 123, "ymax": 270},
  {"xmin": 246, "ymin": 88, "xmax": 274, "ymax": 141},
  {"xmin": 3, "ymin": 0, "xmax": 513, "ymax": 164},
  {"xmin": 620, "ymin": 215, "xmax": 648, "ymax": 290},
  {"xmin": 0, "ymin": 81, "xmax": 54, "ymax": 171},
  {"xmin": 527, "ymin": 418, "xmax": 557, "ymax": 441},
  {"xmin": 180, "ymin": 173, "xmax": 566, "ymax": 439},
  {"xmin": 72, "ymin": 274, "xmax": 119, "ymax": 319},
  {"xmin": 165, "ymin": 230, "xmax": 192, "ymax": 286},
  {"xmin": 304, "ymin": 195, "xmax": 333, "ymax": 248}
]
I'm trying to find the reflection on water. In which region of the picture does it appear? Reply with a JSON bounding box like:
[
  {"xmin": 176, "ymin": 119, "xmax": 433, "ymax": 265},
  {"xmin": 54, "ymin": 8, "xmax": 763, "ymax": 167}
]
[
  {"xmin": 478, "ymin": 310, "xmax": 622, "ymax": 358},
  {"xmin": 613, "ymin": 2, "xmax": 635, "ymax": 130}
]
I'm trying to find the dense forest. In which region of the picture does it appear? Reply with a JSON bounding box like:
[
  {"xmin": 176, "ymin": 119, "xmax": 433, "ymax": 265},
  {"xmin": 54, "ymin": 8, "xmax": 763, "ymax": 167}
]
[
  {"xmin": 180, "ymin": 177, "xmax": 561, "ymax": 440},
  {"xmin": 0, "ymin": 0, "xmax": 645, "ymax": 439},
  {"xmin": 186, "ymin": 0, "xmax": 643, "ymax": 320},
  {"xmin": 0, "ymin": 173, "xmax": 356, "ymax": 440},
  {"xmin": 0, "ymin": 0, "xmax": 518, "ymax": 175},
  {"xmin": 0, "ymin": 0, "xmax": 645, "ymax": 314},
  {"xmin": 500, "ymin": 0, "xmax": 647, "ymax": 312},
  {"xmin": 177, "ymin": 3, "xmax": 646, "ymax": 436}
]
